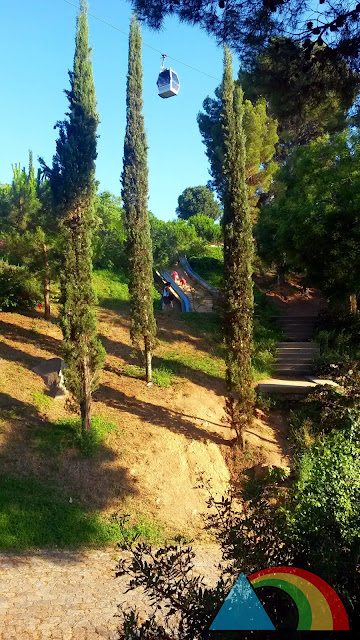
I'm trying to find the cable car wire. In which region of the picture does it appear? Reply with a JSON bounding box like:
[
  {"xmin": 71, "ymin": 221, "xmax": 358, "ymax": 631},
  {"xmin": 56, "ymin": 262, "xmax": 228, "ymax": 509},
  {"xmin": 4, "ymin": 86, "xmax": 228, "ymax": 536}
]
[{"xmin": 61, "ymin": 0, "xmax": 220, "ymax": 81}]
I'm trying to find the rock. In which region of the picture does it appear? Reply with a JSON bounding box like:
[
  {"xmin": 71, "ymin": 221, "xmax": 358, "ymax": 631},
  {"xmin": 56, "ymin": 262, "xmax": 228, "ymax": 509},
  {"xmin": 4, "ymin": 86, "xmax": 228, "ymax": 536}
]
[
  {"xmin": 33, "ymin": 358, "xmax": 68, "ymax": 398},
  {"xmin": 253, "ymin": 464, "xmax": 272, "ymax": 480},
  {"xmin": 253, "ymin": 464, "xmax": 290, "ymax": 481}
]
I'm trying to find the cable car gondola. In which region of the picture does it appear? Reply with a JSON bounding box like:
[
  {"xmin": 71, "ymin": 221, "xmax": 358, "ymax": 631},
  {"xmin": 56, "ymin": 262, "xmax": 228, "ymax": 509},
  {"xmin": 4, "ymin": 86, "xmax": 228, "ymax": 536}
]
[{"xmin": 157, "ymin": 54, "xmax": 180, "ymax": 99}]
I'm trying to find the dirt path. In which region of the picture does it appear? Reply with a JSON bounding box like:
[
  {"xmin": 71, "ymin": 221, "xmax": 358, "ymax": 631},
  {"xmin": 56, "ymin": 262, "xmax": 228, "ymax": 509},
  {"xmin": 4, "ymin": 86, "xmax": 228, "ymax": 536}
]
[{"xmin": 0, "ymin": 545, "xmax": 223, "ymax": 639}]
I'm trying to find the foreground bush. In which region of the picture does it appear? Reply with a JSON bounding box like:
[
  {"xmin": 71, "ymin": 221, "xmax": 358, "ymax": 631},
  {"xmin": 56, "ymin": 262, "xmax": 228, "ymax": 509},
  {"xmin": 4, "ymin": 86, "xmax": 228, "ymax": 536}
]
[{"xmin": 0, "ymin": 260, "xmax": 41, "ymax": 310}]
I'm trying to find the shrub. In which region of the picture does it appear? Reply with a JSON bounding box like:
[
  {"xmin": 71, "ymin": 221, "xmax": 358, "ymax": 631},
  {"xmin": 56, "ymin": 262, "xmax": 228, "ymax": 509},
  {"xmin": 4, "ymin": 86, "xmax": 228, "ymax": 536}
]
[
  {"xmin": 286, "ymin": 421, "xmax": 360, "ymax": 583},
  {"xmin": 0, "ymin": 260, "xmax": 42, "ymax": 310}
]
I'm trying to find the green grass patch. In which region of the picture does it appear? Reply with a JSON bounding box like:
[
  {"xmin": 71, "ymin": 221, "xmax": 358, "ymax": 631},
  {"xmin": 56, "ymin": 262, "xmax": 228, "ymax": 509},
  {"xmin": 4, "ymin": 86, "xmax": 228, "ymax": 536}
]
[
  {"xmin": 0, "ymin": 474, "xmax": 120, "ymax": 550},
  {"xmin": 158, "ymin": 350, "xmax": 225, "ymax": 380},
  {"xmin": 111, "ymin": 513, "xmax": 165, "ymax": 547},
  {"xmin": 32, "ymin": 390, "xmax": 52, "ymax": 412},
  {"xmin": 152, "ymin": 366, "xmax": 173, "ymax": 387},
  {"xmin": 124, "ymin": 364, "xmax": 174, "ymax": 387},
  {"xmin": 0, "ymin": 474, "xmax": 164, "ymax": 550},
  {"xmin": 178, "ymin": 311, "xmax": 222, "ymax": 340},
  {"xmin": 35, "ymin": 416, "xmax": 119, "ymax": 457},
  {"xmin": 93, "ymin": 268, "xmax": 161, "ymax": 311},
  {"xmin": 93, "ymin": 268, "xmax": 129, "ymax": 309}
]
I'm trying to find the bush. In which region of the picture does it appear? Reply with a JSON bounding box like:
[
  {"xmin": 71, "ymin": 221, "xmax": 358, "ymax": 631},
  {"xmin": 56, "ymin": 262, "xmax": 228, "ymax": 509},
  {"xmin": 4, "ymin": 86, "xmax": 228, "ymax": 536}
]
[
  {"xmin": 188, "ymin": 214, "xmax": 222, "ymax": 243},
  {"xmin": 286, "ymin": 421, "xmax": 360, "ymax": 582},
  {"xmin": 0, "ymin": 260, "xmax": 42, "ymax": 310}
]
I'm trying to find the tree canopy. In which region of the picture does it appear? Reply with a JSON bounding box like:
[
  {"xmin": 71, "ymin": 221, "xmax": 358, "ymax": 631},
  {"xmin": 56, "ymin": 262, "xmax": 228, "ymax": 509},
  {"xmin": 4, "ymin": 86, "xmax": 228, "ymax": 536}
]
[
  {"xmin": 240, "ymin": 38, "xmax": 359, "ymax": 154},
  {"xmin": 129, "ymin": 1, "xmax": 360, "ymax": 70},
  {"xmin": 176, "ymin": 185, "xmax": 221, "ymax": 220},
  {"xmin": 256, "ymin": 129, "xmax": 360, "ymax": 302},
  {"xmin": 198, "ymin": 91, "xmax": 278, "ymax": 217}
]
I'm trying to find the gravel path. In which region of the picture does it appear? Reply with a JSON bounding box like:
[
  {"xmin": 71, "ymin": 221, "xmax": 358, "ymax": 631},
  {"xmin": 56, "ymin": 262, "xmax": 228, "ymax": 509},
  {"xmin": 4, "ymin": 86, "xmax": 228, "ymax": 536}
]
[{"xmin": 0, "ymin": 545, "xmax": 223, "ymax": 639}]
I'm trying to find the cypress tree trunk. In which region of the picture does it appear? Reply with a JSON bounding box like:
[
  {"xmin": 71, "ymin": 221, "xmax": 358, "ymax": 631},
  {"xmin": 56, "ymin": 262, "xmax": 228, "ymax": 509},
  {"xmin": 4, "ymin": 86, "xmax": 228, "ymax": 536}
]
[
  {"xmin": 121, "ymin": 15, "xmax": 156, "ymax": 379},
  {"xmin": 350, "ymin": 293, "xmax": 357, "ymax": 313},
  {"xmin": 144, "ymin": 336, "xmax": 152, "ymax": 383},
  {"xmin": 46, "ymin": 0, "xmax": 105, "ymax": 432},
  {"xmin": 221, "ymin": 48, "xmax": 254, "ymax": 447},
  {"xmin": 42, "ymin": 242, "xmax": 51, "ymax": 320},
  {"xmin": 80, "ymin": 355, "xmax": 92, "ymax": 431}
]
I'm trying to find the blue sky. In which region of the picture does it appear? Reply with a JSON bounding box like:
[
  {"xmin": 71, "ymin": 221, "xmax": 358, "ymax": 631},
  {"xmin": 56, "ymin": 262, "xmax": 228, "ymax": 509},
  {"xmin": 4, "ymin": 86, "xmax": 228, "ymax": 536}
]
[{"xmin": 0, "ymin": 0, "xmax": 229, "ymax": 221}]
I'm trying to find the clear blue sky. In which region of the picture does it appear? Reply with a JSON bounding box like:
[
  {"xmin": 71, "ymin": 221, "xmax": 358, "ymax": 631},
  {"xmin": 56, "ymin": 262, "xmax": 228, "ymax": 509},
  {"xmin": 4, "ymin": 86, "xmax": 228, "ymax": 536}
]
[{"xmin": 0, "ymin": 0, "xmax": 229, "ymax": 221}]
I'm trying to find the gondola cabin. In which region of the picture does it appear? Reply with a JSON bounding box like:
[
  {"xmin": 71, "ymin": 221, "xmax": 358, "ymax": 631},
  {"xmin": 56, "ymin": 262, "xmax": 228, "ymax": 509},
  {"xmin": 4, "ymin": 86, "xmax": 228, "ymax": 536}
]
[{"xmin": 157, "ymin": 67, "xmax": 180, "ymax": 98}]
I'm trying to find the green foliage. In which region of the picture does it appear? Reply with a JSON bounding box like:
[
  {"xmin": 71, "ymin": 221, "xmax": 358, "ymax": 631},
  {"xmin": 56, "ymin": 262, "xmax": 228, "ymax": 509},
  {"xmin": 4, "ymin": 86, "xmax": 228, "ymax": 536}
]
[
  {"xmin": 0, "ymin": 260, "xmax": 42, "ymax": 310},
  {"xmin": 0, "ymin": 155, "xmax": 57, "ymax": 318},
  {"xmin": 0, "ymin": 474, "xmax": 121, "ymax": 550},
  {"xmin": 241, "ymin": 37, "xmax": 358, "ymax": 155},
  {"xmin": 187, "ymin": 214, "xmax": 222, "ymax": 243},
  {"xmin": 150, "ymin": 215, "xmax": 206, "ymax": 267},
  {"xmin": 111, "ymin": 513, "xmax": 164, "ymax": 546},
  {"xmin": 121, "ymin": 16, "xmax": 156, "ymax": 369},
  {"xmin": 256, "ymin": 130, "xmax": 360, "ymax": 301},
  {"xmin": 176, "ymin": 185, "xmax": 221, "ymax": 220},
  {"xmin": 42, "ymin": 0, "xmax": 105, "ymax": 428},
  {"xmin": 92, "ymin": 191, "xmax": 127, "ymax": 270},
  {"xmin": 35, "ymin": 415, "xmax": 119, "ymax": 457},
  {"xmin": 222, "ymin": 48, "xmax": 254, "ymax": 442},
  {"xmin": 92, "ymin": 268, "xmax": 129, "ymax": 306},
  {"xmin": 198, "ymin": 88, "xmax": 278, "ymax": 217},
  {"xmin": 314, "ymin": 308, "xmax": 360, "ymax": 373},
  {"xmin": 189, "ymin": 255, "xmax": 223, "ymax": 289},
  {"xmin": 287, "ymin": 422, "xmax": 360, "ymax": 578}
]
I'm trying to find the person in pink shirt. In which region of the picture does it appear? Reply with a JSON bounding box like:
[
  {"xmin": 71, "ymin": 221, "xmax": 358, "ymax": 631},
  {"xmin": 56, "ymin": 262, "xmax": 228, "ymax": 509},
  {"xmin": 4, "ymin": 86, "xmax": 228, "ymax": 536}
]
[{"xmin": 171, "ymin": 270, "xmax": 179, "ymax": 282}]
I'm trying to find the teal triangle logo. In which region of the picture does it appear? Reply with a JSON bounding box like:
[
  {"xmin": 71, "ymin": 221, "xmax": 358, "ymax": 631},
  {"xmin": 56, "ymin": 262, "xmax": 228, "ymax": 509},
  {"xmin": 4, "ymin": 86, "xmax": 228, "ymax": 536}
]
[{"xmin": 209, "ymin": 572, "xmax": 276, "ymax": 631}]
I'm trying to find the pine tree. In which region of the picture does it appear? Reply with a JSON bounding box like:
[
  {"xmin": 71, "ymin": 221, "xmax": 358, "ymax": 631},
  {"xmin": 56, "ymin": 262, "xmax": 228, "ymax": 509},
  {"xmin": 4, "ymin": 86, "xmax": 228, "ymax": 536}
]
[
  {"xmin": 221, "ymin": 47, "xmax": 254, "ymax": 446},
  {"xmin": 43, "ymin": 0, "xmax": 105, "ymax": 431},
  {"xmin": 121, "ymin": 15, "xmax": 156, "ymax": 383}
]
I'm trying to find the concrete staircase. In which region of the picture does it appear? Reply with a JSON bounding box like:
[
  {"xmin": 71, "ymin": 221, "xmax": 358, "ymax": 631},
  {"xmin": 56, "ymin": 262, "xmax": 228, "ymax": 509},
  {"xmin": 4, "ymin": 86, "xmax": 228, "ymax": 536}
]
[
  {"xmin": 257, "ymin": 315, "xmax": 329, "ymax": 394},
  {"xmin": 274, "ymin": 317, "xmax": 319, "ymax": 379},
  {"xmin": 274, "ymin": 342, "xmax": 319, "ymax": 378}
]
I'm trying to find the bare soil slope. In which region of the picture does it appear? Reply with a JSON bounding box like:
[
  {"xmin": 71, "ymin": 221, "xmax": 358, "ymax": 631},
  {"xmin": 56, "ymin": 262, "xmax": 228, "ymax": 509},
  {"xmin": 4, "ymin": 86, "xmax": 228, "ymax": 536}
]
[
  {"xmin": 0, "ymin": 308, "xmax": 232, "ymax": 539},
  {"xmin": 0, "ymin": 303, "xmax": 292, "ymax": 541}
]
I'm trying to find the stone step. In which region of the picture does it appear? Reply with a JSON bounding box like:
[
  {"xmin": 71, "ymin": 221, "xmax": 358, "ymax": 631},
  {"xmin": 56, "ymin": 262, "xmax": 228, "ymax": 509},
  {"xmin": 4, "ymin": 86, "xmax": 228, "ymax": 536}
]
[
  {"xmin": 274, "ymin": 364, "xmax": 314, "ymax": 371},
  {"xmin": 276, "ymin": 342, "xmax": 319, "ymax": 349},
  {"xmin": 256, "ymin": 378, "xmax": 332, "ymax": 395},
  {"xmin": 276, "ymin": 315, "xmax": 317, "ymax": 321},
  {"xmin": 275, "ymin": 358, "xmax": 313, "ymax": 367},
  {"xmin": 274, "ymin": 369, "xmax": 314, "ymax": 377}
]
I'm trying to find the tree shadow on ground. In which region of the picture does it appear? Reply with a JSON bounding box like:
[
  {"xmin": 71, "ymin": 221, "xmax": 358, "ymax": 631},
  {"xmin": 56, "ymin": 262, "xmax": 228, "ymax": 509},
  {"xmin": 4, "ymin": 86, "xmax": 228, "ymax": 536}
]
[
  {"xmin": 100, "ymin": 335, "xmax": 226, "ymax": 397},
  {"xmin": 0, "ymin": 340, "xmax": 47, "ymax": 371},
  {"xmin": 95, "ymin": 384, "xmax": 231, "ymax": 446},
  {"xmin": 0, "ymin": 391, "xmax": 137, "ymax": 554},
  {"xmin": 0, "ymin": 319, "xmax": 61, "ymax": 355}
]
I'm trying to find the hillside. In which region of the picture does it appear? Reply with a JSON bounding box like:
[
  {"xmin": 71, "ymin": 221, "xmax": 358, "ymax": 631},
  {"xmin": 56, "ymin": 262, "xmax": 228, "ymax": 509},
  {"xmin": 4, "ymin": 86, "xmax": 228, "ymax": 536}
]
[{"xmin": 0, "ymin": 268, "xmax": 288, "ymax": 549}]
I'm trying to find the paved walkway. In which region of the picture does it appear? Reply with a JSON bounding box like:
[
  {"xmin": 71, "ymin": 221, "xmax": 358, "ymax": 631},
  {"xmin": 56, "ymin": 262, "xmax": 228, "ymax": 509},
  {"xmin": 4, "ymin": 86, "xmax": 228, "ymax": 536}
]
[{"xmin": 0, "ymin": 546, "xmax": 222, "ymax": 639}]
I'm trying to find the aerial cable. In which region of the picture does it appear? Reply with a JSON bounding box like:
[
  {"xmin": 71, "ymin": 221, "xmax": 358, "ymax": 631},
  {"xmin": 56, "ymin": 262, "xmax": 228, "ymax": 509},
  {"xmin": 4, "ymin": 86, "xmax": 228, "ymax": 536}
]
[{"xmin": 61, "ymin": 0, "xmax": 220, "ymax": 81}]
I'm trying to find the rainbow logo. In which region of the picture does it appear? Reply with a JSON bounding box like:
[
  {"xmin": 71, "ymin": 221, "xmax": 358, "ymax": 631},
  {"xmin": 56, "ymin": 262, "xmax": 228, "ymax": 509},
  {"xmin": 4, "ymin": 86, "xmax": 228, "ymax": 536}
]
[{"xmin": 209, "ymin": 566, "xmax": 349, "ymax": 632}]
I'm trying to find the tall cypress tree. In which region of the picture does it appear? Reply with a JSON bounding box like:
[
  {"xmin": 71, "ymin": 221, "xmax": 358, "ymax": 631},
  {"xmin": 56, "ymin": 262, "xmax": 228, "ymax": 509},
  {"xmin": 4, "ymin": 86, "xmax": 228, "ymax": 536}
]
[
  {"xmin": 222, "ymin": 47, "xmax": 254, "ymax": 446},
  {"xmin": 121, "ymin": 15, "xmax": 156, "ymax": 383},
  {"xmin": 43, "ymin": 0, "xmax": 105, "ymax": 431}
]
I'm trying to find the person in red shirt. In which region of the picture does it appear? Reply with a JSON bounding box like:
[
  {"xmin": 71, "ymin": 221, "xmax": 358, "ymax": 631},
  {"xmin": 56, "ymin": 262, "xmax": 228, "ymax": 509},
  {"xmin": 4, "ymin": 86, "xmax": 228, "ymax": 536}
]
[{"xmin": 179, "ymin": 277, "xmax": 187, "ymax": 287}]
